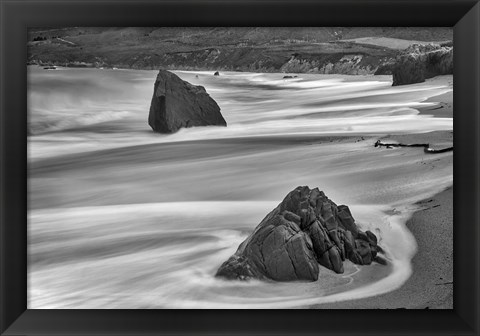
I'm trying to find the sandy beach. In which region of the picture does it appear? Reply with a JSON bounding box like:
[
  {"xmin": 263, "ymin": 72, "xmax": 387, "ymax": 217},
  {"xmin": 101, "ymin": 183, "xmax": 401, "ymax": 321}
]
[
  {"xmin": 309, "ymin": 84, "xmax": 453, "ymax": 309},
  {"xmin": 417, "ymin": 76, "xmax": 453, "ymax": 118},
  {"xmin": 310, "ymin": 187, "xmax": 453, "ymax": 309}
]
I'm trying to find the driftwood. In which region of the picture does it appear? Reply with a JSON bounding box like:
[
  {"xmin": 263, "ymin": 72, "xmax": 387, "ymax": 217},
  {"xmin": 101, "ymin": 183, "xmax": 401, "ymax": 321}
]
[{"xmin": 374, "ymin": 140, "xmax": 453, "ymax": 154}]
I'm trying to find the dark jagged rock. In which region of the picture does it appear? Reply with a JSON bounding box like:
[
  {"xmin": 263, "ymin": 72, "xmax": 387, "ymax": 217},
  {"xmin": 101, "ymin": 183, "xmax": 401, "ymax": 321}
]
[
  {"xmin": 214, "ymin": 71, "xmax": 220, "ymax": 76},
  {"xmin": 148, "ymin": 70, "xmax": 226, "ymax": 133},
  {"xmin": 216, "ymin": 186, "xmax": 383, "ymax": 282},
  {"xmin": 392, "ymin": 44, "xmax": 453, "ymax": 86}
]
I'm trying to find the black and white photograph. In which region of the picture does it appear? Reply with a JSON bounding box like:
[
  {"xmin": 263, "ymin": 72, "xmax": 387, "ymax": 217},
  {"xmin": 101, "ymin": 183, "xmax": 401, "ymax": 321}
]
[{"xmin": 27, "ymin": 27, "xmax": 453, "ymax": 309}]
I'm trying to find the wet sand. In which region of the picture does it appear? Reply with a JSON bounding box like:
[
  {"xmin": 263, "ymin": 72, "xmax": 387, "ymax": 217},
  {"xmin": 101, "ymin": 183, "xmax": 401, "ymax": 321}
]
[
  {"xmin": 309, "ymin": 84, "xmax": 453, "ymax": 309},
  {"xmin": 311, "ymin": 187, "xmax": 452, "ymax": 309},
  {"xmin": 417, "ymin": 75, "xmax": 453, "ymax": 118}
]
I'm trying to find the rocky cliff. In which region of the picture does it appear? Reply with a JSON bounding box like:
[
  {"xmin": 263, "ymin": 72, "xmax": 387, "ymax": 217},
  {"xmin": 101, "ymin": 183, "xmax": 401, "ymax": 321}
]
[
  {"xmin": 27, "ymin": 27, "xmax": 452, "ymax": 76},
  {"xmin": 216, "ymin": 186, "xmax": 384, "ymax": 282},
  {"xmin": 148, "ymin": 70, "xmax": 226, "ymax": 133},
  {"xmin": 27, "ymin": 27, "xmax": 454, "ymax": 85},
  {"xmin": 392, "ymin": 44, "xmax": 453, "ymax": 86}
]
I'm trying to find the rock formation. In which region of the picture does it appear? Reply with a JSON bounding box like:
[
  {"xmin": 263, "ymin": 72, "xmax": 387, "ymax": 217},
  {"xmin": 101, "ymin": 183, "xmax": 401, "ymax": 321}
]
[
  {"xmin": 392, "ymin": 44, "xmax": 453, "ymax": 86},
  {"xmin": 148, "ymin": 70, "xmax": 226, "ymax": 133},
  {"xmin": 216, "ymin": 186, "xmax": 384, "ymax": 282}
]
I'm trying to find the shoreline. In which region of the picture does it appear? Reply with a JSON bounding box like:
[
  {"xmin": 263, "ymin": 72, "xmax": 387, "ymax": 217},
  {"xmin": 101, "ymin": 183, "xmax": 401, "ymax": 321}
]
[
  {"xmin": 309, "ymin": 85, "xmax": 453, "ymax": 308},
  {"xmin": 28, "ymin": 64, "xmax": 391, "ymax": 80},
  {"xmin": 417, "ymin": 76, "xmax": 453, "ymax": 118},
  {"xmin": 310, "ymin": 186, "xmax": 453, "ymax": 309}
]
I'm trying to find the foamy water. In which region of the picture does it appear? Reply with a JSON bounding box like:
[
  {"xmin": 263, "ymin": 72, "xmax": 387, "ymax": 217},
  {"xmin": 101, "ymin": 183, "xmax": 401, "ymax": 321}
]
[{"xmin": 28, "ymin": 67, "xmax": 453, "ymax": 308}]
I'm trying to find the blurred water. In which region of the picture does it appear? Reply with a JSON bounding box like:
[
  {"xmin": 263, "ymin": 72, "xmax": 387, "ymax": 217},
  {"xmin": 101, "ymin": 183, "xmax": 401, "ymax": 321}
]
[{"xmin": 28, "ymin": 67, "xmax": 453, "ymax": 308}]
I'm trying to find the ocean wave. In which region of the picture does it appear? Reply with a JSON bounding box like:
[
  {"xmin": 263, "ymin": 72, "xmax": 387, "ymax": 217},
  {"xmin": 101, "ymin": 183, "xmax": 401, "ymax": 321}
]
[
  {"xmin": 29, "ymin": 201, "xmax": 413, "ymax": 309},
  {"xmin": 28, "ymin": 68, "xmax": 451, "ymax": 136}
]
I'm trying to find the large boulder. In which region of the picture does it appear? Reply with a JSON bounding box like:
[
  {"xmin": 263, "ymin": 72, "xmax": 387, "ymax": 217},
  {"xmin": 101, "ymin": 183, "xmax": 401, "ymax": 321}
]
[
  {"xmin": 392, "ymin": 44, "xmax": 453, "ymax": 86},
  {"xmin": 148, "ymin": 70, "xmax": 226, "ymax": 133},
  {"xmin": 216, "ymin": 186, "xmax": 383, "ymax": 282}
]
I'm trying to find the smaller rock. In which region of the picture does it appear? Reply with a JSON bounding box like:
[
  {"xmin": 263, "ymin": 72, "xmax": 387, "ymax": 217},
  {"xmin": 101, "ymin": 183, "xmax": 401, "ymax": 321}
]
[
  {"xmin": 355, "ymin": 239, "xmax": 373, "ymax": 264},
  {"xmin": 356, "ymin": 231, "xmax": 369, "ymax": 242},
  {"xmin": 374, "ymin": 255, "xmax": 388, "ymax": 265},
  {"xmin": 349, "ymin": 251, "xmax": 364, "ymax": 265},
  {"xmin": 214, "ymin": 71, "xmax": 220, "ymax": 76},
  {"xmin": 366, "ymin": 230, "xmax": 378, "ymax": 245}
]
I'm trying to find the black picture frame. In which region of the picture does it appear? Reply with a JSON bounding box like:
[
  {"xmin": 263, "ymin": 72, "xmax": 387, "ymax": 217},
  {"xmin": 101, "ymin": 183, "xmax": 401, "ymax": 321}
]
[{"xmin": 1, "ymin": 0, "xmax": 479, "ymax": 335}]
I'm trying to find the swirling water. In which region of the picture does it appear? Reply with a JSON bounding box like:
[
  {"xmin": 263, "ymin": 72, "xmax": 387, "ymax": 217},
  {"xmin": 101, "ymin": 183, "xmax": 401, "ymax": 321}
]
[{"xmin": 28, "ymin": 67, "xmax": 453, "ymax": 308}]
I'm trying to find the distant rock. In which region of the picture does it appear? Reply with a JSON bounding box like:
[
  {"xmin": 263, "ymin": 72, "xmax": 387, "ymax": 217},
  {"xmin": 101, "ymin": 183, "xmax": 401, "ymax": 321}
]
[
  {"xmin": 216, "ymin": 186, "xmax": 383, "ymax": 282},
  {"xmin": 392, "ymin": 44, "xmax": 453, "ymax": 86},
  {"xmin": 148, "ymin": 70, "xmax": 226, "ymax": 133},
  {"xmin": 214, "ymin": 71, "xmax": 220, "ymax": 76}
]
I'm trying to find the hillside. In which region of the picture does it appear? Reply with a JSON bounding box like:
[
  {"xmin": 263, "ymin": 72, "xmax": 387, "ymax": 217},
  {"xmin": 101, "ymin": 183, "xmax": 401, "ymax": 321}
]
[{"xmin": 27, "ymin": 27, "xmax": 452, "ymax": 74}]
